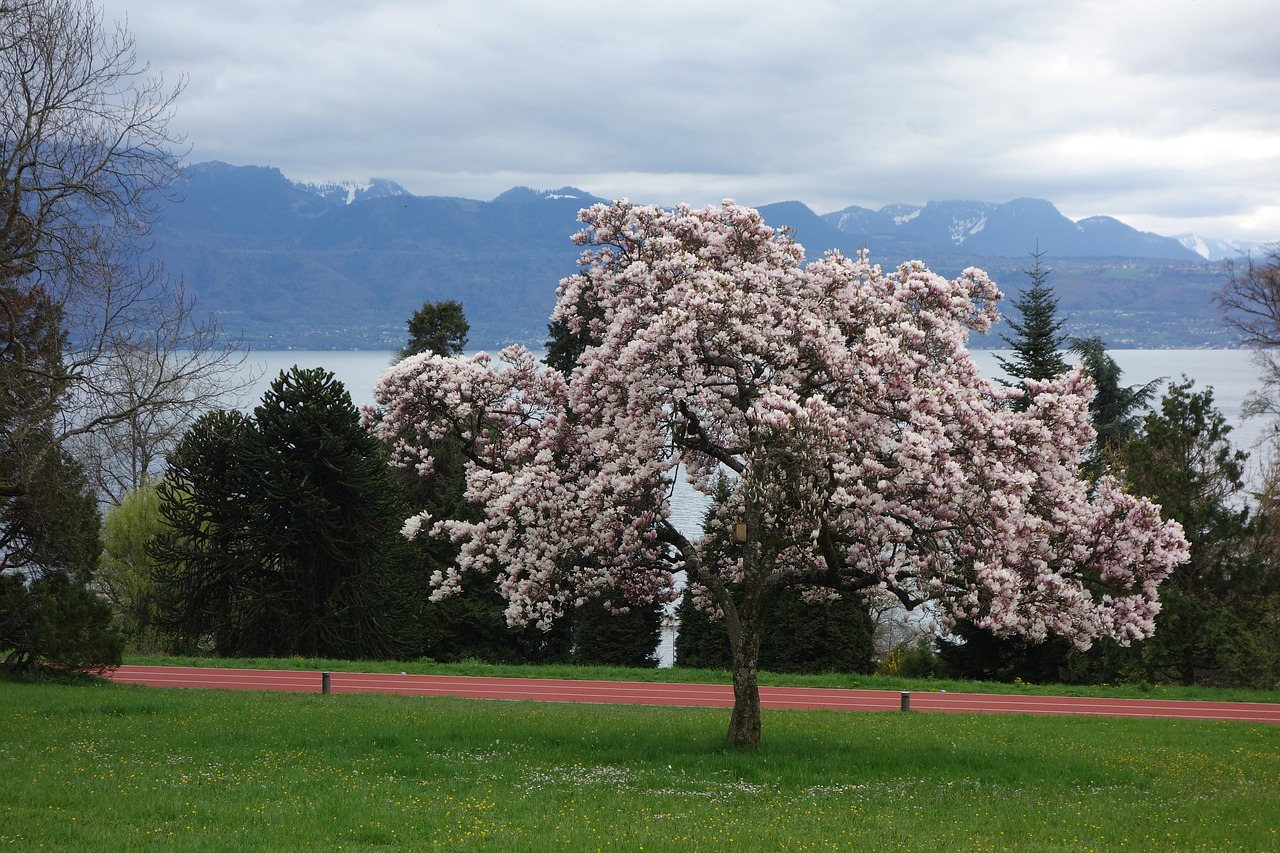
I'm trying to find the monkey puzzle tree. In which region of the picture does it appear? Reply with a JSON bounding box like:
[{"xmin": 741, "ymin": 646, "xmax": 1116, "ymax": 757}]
[
  {"xmin": 155, "ymin": 370, "xmax": 414, "ymax": 658},
  {"xmin": 151, "ymin": 409, "xmax": 258, "ymax": 655},
  {"xmin": 248, "ymin": 367, "xmax": 405, "ymax": 658},
  {"xmin": 374, "ymin": 200, "xmax": 1188, "ymax": 749}
]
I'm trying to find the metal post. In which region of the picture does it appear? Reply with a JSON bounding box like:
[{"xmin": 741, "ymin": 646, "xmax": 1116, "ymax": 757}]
[
  {"xmin": 322, "ymin": 671, "xmax": 331, "ymax": 695},
  {"xmin": 900, "ymin": 691, "xmax": 910, "ymax": 712}
]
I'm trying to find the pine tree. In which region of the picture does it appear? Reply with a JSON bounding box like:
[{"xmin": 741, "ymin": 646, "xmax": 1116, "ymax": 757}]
[
  {"xmin": 996, "ymin": 250, "xmax": 1069, "ymax": 409},
  {"xmin": 399, "ymin": 300, "xmax": 469, "ymax": 360},
  {"xmin": 0, "ymin": 443, "xmax": 118, "ymax": 674}
]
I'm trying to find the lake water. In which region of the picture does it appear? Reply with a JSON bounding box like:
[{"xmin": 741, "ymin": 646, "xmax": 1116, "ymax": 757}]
[{"xmin": 241, "ymin": 348, "xmax": 1268, "ymax": 536}]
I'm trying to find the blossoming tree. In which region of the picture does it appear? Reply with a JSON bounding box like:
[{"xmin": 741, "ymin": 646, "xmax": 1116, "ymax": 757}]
[{"xmin": 372, "ymin": 200, "xmax": 1188, "ymax": 749}]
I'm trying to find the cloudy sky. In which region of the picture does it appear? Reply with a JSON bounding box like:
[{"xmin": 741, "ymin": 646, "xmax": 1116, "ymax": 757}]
[{"xmin": 100, "ymin": 0, "xmax": 1279, "ymax": 243}]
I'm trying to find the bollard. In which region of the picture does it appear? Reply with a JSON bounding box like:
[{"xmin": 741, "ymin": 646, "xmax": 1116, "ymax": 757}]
[
  {"xmin": 322, "ymin": 671, "xmax": 331, "ymax": 695},
  {"xmin": 900, "ymin": 691, "xmax": 910, "ymax": 712}
]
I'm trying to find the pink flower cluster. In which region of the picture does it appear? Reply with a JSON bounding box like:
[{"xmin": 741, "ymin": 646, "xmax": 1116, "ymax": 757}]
[{"xmin": 373, "ymin": 200, "xmax": 1188, "ymax": 647}]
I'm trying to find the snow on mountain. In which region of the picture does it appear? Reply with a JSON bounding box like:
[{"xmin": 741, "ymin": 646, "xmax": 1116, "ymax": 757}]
[
  {"xmin": 297, "ymin": 177, "xmax": 412, "ymax": 205},
  {"xmin": 152, "ymin": 163, "xmax": 1243, "ymax": 349},
  {"xmin": 881, "ymin": 204, "xmax": 922, "ymax": 226},
  {"xmin": 821, "ymin": 197, "xmax": 1199, "ymax": 260},
  {"xmin": 490, "ymin": 185, "xmax": 603, "ymax": 204},
  {"xmin": 934, "ymin": 201, "xmax": 998, "ymax": 246},
  {"xmin": 1177, "ymin": 233, "xmax": 1265, "ymax": 262}
]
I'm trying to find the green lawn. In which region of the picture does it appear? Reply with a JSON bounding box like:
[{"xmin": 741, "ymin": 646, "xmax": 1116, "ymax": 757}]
[{"xmin": 3, "ymin": 676, "xmax": 1277, "ymax": 851}]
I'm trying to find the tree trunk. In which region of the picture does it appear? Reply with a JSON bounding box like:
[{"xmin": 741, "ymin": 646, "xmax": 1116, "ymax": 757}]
[{"xmin": 726, "ymin": 603, "xmax": 764, "ymax": 749}]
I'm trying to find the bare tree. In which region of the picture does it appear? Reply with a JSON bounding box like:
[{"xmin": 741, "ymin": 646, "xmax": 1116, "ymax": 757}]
[
  {"xmin": 1216, "ymin": 245, "xmax": 1280, "ymax": 441},
  {"xmin": 2, "ymin": 0, "xmax": 248, "ymax": 518},
  {"xmin": 63, "ymin": 283, "xmax": 256, "ymax": 503}
]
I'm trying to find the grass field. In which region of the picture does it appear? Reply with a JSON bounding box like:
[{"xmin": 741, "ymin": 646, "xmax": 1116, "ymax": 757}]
[{"xmin": 3, "ymin": 674, "xmax": 1277, "ymax": 851}]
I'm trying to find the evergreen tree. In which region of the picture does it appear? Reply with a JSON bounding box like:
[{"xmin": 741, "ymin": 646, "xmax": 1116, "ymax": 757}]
[
  {"xmin": 0, "ymin": 436, "xmax": 101, "ymax": 582},
  {"xmin": 246, "ymin": 367, "xmax": 410, "ymax": 658},
  {"xmin": 673, "ymin": 588, "xmax": 731, "ymax": 669},
  {"xmin": 572, "ymin": 600, "xmax": 662, "ymax": 668},
  {"xmin": 1070, "ymin": 337, "xmax": 1162, "ymax": 456},
  {"xmin": 675, "ymin": 586, "xmax": 875, "ymax": 674},
  {"xmin": 946, "ymin": 251, "xmax": 1074, "ymax": 681},
  {"xmin": 152, "ymin": 410, "xmax": 259, "ymax": 655},
  {"xmin": 1119, "ymin": 380, "xmax": 1264, "ymax": 686},
  {"xmin": 399, "ymin": 299, "xmax": 469, "ymax": 360},
  {"xmin": 153, "ymin": 370, "xmax": 416, "ymax": 658},
  {"xmin": 996, "ymin": 250, "xmax": 1069, "ymax": 409},
  {"xmin": 544, "ymin": 289, "xmax": 605, "ymax": 379},
  {"xmin": 0, "ymin": 441, "xmax": 118, "ymax": 674},
  {"xmin": 760, "ymin": 591, "xmax": 875, "ymax": 674},
  {"xmin": 0, "ymin": 569, "xmax": 121, "ymax": 674},
  {"xmin": 936, "ymin": 627, "xmax": 1073, "ymax": 683},
  {"xmin": 1, "ymin": 285, "xmax": 73, "ymax": 556}
]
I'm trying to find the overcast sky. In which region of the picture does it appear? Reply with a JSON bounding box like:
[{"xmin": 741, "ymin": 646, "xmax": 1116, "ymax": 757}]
[{"xmin": 100, "ymin": 0, "xmax": 1279, "ymax": 243}]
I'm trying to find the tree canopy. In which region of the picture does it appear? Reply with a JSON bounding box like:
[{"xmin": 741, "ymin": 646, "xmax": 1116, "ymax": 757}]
[
  {"xmin": 400, "ymin": 299, "xmax": 469, "ymax": 360},
  {"xmin": 373, "ymin": 200, "xmax": 1188, "ymax": 748}
]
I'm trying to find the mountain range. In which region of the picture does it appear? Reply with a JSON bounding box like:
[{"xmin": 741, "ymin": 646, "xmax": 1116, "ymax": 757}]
[{"xmin": 148, "ymin": 161, "xmax": 1247, "ymax": 350}]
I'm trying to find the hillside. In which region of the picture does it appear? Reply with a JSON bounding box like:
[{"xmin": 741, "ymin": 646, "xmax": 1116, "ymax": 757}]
[{"xmin": 151, "ymin": 162, "xmax": 1236, "ymax": 349}]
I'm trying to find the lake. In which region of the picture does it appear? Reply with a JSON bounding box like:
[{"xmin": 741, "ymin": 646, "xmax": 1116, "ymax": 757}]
[{"xmin": 241, "ymin": 348, "xmax": 1269, "ymax": 536}]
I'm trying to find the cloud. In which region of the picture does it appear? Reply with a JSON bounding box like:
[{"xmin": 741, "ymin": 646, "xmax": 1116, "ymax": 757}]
[{"xmin": 100, "ymin": 0, "xmax": 1280, "ymax": 241}]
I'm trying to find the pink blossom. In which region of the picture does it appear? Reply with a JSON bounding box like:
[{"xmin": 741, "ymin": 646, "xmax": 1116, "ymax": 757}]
[{"xmin": 372, "ymin": 199, "xmax": 1188, "ymax": 702}]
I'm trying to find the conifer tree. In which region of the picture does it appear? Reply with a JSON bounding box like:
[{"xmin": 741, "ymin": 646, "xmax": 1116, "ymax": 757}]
[
  {"xmin": 997, "ymin": 250, "xmax": 1069, "ymax": 408},
  {"xmin": 1070, "ymin": 336, "xmax": 1162, "ymax": 474},
  {"xmin": 1120, "ymin": 380, "xmax": 1263, "ymax": 686},
  {"xmin": 399, "ymin": 299, "xmax": 469, "ymax": 360},
  {"xmin": 154, "ymin": 370, "xmax": 415, "ymax": 658},
  {"xmin": 675, "ymin": 586, "xmax": 874, "ymax": 674},
  {"xmin": 246, "ymin": 367, "xmax": 406, "ymax": 657},
  {"xmin": 152, "ymin": 410, "xmax": 258, "ymax": 655}
]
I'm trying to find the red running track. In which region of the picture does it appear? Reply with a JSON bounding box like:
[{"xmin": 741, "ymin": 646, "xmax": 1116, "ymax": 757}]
[{"xmin": 107, "ymin": 665, "xmax": 1280, "ymax": 725}]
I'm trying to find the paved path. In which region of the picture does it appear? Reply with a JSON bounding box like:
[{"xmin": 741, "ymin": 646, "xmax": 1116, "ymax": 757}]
[{"xmin": 106, "ymin": 665, "xmax": 1280, "ymax": 724}]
